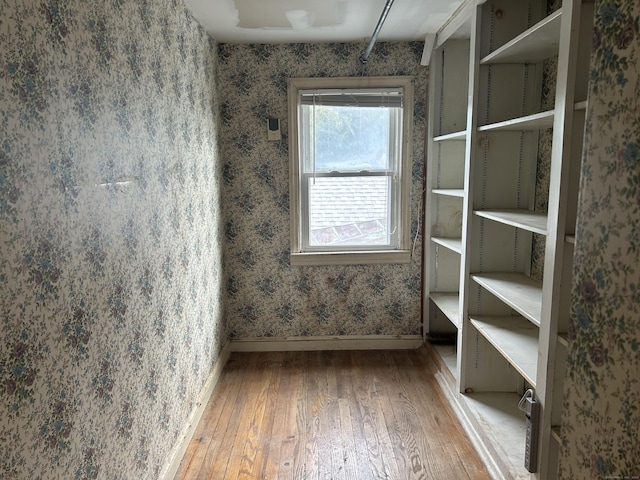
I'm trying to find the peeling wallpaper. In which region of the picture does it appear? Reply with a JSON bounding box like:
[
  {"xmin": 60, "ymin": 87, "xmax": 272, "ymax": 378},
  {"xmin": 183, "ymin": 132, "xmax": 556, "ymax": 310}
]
[
  {"xmin": 560, "ymin": 0, "xmax": 640, "ymax": 477},
  {"xmin": 0, "ymin": 0, "xmax": 224, "ymax": 478},
  {"xmin": 217, "ymin": 42, "xmax": 427, "ymax": 339}
]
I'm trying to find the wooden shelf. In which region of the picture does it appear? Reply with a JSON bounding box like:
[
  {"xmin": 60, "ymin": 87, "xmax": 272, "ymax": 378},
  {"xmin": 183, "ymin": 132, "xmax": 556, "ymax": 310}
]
[
  {"xmin": 574, "ymin": 100, "xmax": 587, "ymax": 111},
  {"xmin": 435, "ymin": 374, "xmax": 528, "ymax": 478},
  {"xmin": 432, "ymin": 343, "xmax": 458, "ymax": 380},
  {"xmin": 474, "ymin": 209, "xmax": 548, "ymax": 235},
  {"xmin": 433, "ymin": 130, "xmax": 467, "ymax": 142},
  {"xmin": 461, "ymin": 392, "xmax": 528, "ymax": 478},
  {"xmin": 434, "ymin": 378, "xmax": 529, "ymax": 479},
  {"xmin": 558, "ymin": 333, "xmax": 569, "ymax": 348},
  {"xmin": 432, "ymin": 237, "xmax": 463, "ymax": 254},
  {"xmin": 478, "ymin": 110, "xmax": 555, "ymax": 132},
  {"xmin": 481, "ymin": 10, "xmax": 562, "ymax": 64},
  {"xmin": 471, "ymin": 273, "xmax": 542, "ymax": 326},
  {"xmin": 430, "ymin": 292, "xmax": 461, "ymax": 328},
  {"xmin": 470, "ymin": 316, "xmax": 538, "ymax": 387},
  {"xmin": 432, "ymin": 188, "xmax": 465, "ymax": 198}
]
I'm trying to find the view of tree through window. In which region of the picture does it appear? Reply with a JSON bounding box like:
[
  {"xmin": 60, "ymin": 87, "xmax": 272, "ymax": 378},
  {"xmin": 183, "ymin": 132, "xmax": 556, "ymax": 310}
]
[{"xmin": 311, "ymin": 106, "xmax": 392, "ymax": 171}]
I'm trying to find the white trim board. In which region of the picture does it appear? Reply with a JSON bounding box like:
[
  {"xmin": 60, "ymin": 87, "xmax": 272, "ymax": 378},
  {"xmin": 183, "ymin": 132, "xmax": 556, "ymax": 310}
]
[
  {"xmin": 421, "ymin": 33, "xmax": 437, "ymax": 66},
  {"xmin": 230, "ymin": 335, "xmax": 423, "ymax": 352},
  {"xmin": 159, "ymin": 340, "xmax": 231, "ymax": 480}
]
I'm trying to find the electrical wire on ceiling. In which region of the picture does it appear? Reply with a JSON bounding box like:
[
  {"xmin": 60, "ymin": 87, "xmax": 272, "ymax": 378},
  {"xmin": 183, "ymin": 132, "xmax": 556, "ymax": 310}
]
[{"xmin": 359, "ymin": 0, "xmax": 395, "ymax": 65}]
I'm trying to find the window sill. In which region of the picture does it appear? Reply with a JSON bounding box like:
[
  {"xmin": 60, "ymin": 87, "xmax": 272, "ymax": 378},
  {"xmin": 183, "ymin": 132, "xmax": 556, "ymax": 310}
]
[{"xmin": 290, "ymin": 250, "xmax": 412, "ymax": 266}]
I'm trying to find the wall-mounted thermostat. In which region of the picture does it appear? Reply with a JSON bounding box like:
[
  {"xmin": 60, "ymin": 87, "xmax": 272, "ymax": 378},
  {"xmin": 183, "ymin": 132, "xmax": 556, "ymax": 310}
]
[{"xmin": 267, "ymin": 118, "xmax": 281, "ymax": 141}]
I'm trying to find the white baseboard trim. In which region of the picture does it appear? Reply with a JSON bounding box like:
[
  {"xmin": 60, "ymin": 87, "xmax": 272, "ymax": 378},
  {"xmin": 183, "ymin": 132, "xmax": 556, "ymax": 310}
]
[
  {"xmin": 159, "ymin": 340, "xmax": 231, "ymax": 480},
  {"xmin": 230, "ymin": 335, "xmax": 423, "ymax": 352}
]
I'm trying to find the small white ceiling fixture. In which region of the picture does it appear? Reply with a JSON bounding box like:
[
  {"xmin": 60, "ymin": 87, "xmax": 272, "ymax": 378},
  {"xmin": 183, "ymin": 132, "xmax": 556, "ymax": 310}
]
[{"xmin": 184, "ymin": 0, "xmax": 465, "ymax": 44}]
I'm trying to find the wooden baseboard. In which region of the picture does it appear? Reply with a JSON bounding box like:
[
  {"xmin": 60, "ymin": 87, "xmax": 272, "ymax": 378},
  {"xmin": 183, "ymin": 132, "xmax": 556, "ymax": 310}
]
[
  {"xmin": 159, "ymin": 340, "xmax": 231, "ymax": 480},
  {"xmin": 230, "ymin": 335, "xmax": 423, "ymax": 352}
]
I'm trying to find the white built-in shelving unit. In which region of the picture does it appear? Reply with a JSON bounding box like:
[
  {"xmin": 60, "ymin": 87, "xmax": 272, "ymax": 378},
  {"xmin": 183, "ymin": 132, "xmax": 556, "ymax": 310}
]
[{"xmin": 424, "ymin": 0, "xmax": 594, "ymax": 478}]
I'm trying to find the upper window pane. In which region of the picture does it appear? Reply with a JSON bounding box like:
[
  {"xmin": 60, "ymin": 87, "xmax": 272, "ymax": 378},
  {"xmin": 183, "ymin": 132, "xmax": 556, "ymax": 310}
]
[{"xmin": 304, "ymin": 105, "xmax": 394, "ymax": 172}]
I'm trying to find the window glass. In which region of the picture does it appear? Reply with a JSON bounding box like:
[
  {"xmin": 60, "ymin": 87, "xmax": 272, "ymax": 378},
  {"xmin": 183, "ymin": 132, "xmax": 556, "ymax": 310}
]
[
  {"xmin": 307, "ymin": 176, "xmax": 392, "ymax": 247},
  {"xmin": 288, "ymin": 77, "xmax": 413, "ymax": 265},
  {"xmin": 307, "ymin": 106, "xmax": 393, "ymax": 172}
]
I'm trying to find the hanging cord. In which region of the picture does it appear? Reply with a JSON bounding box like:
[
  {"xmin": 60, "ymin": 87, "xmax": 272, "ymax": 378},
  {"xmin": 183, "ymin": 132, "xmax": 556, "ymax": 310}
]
[
  {"xmin": 411, "ymin": 182, "xmax": 429, "ymax": 261},
  {"xmin": 411, "ymin": 203, "xmax": 421, "ymax": 259}
]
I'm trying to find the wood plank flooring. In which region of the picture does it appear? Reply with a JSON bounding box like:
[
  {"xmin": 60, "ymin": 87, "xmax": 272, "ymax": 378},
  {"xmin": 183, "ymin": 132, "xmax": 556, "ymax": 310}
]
[{"xmin": 174, "ymin": 348, "xmax": 490, "ymax": 479}]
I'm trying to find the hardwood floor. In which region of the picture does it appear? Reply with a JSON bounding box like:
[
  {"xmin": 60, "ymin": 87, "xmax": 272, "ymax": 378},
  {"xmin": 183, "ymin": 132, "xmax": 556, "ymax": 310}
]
[{"xmin": 174, "ymin": 348, "xmax": 490, "ymax": 479}]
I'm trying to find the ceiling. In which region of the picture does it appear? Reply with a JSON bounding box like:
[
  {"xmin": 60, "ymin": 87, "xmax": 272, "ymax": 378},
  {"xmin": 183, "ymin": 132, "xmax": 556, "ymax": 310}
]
[{"xmin": 184, "ymin": 0, "xmax": 464, "ymax": 44}]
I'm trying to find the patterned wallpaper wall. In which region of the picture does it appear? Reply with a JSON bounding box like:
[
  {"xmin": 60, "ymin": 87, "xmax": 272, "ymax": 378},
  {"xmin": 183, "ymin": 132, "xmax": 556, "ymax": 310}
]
[
  {"xmin": 560, "ymin": 0, "xmax": 640, "ymax": 477},
  {"xmin": 217, "ymin": 42, "xmax": 427, "ymax": 338},
  {"xmin": 0, "ymin": 1, "xmax": 225, "ymax": 478}
]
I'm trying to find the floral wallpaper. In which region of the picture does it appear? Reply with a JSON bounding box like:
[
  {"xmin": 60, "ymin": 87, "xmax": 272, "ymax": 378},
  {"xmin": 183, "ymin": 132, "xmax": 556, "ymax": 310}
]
[
  {"xmin": 217, "ymin": 42, "xmax": 427, "ymax": 339},
  {"xmin": 0, "ymin": 0, "xmax": 225, "ymax": 478},
  {"xmin": 2, "ymin": 0, "xmax": 636, "ymax": 476},
  {"xmin": 559, "ymin": 0, "xmax": 640, "ymax": 477}
]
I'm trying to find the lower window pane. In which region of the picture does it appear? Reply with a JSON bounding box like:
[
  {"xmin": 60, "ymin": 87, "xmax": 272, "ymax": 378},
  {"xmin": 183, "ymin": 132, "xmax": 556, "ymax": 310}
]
[{"xmin": 308, "ymin": 176, "xmax": 391, "ymax": 247}]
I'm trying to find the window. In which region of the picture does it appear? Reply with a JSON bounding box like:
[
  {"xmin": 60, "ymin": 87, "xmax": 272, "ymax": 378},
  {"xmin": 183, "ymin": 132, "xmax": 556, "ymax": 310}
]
[{"xmin": 288, "ymin": 77, "xmax": 414, "ymax": 266}]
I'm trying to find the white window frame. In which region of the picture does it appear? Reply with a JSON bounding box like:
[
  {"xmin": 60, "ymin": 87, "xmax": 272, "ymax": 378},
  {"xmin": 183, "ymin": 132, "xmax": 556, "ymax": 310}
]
[{"xmin": 288, "ymin": 76, "xmax": 414, "ymax": 266}]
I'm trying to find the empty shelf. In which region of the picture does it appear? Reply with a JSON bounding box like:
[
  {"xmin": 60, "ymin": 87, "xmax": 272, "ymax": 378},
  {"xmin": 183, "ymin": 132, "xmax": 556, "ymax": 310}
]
[
  {"xmin": 433, "ymin": 188, "xmax": 465, "ymax": 198},
  {"xmin": 481, "ymin": 10, "xmax": 562, "ymax": 64},
  {"xmin": 432, "ymin": 237, "xmax": 463, "ymax": 254},
  {"xmin": 474, "ymin": 209, "xmax": 548, "ymax": 235},
  {"xmin": 461, "ymin": 392, "xmax": 528, "ymax": 478},
  {"xmin": 470, "ymin": 316, "xmax": 538, "ymax": 387},
  {"xmin": 478, "ymin": 110, "xmax": 555, "ymax": 132},
  {"xmin": 471, "ymin": 273, "xmax": 542, "ymax": 326},
  {"xmin": 430, "ymin": 292, "xmax": 461, "ymax": 328},
  {"xmin": 574, "ymin": 100, "xmax": 587, "ymax": 111},
  {"xmin": 558, "ymin": 333, "xmax": 569, "ymax": 348},
  {"xmin": 432, "ymin": 343, "xmax": 458, "ymax": 380},
  {"xmin": 434, "ymin": 130, "xmax": 467, "ymax": 142}
]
